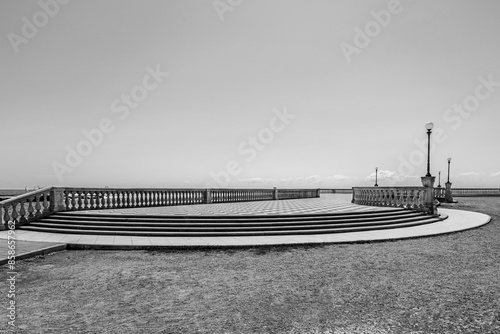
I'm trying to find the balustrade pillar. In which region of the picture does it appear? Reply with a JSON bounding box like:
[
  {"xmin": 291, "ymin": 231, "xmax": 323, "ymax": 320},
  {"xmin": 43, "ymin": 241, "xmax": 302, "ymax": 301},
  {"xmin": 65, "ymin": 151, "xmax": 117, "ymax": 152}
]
[
  {"xmin": 421, "ymin": 176, "xmax": 437, "ymax": 215},
  {"xmin": 50, "ymin": 188, "xmax": 66, "ymax": 213},
  {"xmin": 205, "ymin": 189, "xmax": 212, "ymax": 204},
  {"xmin": 445, "ymin": 182, "xmax": 453, "ymax": 203}
]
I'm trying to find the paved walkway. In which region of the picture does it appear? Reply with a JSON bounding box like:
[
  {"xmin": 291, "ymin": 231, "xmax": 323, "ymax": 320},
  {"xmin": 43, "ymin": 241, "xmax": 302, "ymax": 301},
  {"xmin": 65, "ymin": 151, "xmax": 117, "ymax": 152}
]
[
  {"xmin": 0, "ymin": 195, "xmax": 492, "ymax": 261},
  {"xmin": 67, "ymin": 195, "xmax": 398, "ymax": 216},
  {"xmin": 0, "ymin": 240, "xmax": 66, "ymax": 265}
]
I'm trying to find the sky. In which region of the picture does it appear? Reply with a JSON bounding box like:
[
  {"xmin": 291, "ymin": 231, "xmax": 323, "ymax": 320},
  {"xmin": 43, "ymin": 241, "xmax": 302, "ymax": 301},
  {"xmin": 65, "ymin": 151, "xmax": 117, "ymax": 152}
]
[{"xmin": 1, "ymin": 0, "xmax": 499, "ymax": 190}]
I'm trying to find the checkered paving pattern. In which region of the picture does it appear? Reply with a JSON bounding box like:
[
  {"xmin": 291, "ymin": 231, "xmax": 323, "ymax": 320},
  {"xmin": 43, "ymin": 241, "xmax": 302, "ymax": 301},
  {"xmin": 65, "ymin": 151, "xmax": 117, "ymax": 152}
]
[{"xmin": 67, "ymin": 194, "xmax": 401, "ymax": 216}]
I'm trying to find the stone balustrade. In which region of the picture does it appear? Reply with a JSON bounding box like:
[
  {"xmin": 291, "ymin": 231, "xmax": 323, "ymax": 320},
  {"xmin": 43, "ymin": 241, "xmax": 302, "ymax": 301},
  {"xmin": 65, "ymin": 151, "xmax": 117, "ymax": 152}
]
[
  {"xmin": 451, "ymin": 188, "xmax": 500, "ymax": 197},
  {"xmin": 1, "ymin": 187, "xmax": 53, "ymax": 229},
  {"xmin": 352, "ymin": 186, "xmax": 437, "ymax": 215},
  {"xmin": 1, "ymin": 187, "xmax": 320, "ymax": 229},
  {"xmin": 434, "ymin": 187, "xmax": 446, "ymax": 201}
]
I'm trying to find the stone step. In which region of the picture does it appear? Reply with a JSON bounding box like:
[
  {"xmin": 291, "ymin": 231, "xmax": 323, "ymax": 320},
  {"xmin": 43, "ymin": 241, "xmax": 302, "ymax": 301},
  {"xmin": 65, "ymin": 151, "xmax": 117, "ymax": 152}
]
[
  {"xmin": 38, "ymin": 211, "xmax": 426, "ymax": 226},
  {"xmin": 21, "ymin": 208, "xmax": 447, "ymax": 236},
  {"xmin": 20, "ymin": 216, "xmax": 444, "ymax": 236}
]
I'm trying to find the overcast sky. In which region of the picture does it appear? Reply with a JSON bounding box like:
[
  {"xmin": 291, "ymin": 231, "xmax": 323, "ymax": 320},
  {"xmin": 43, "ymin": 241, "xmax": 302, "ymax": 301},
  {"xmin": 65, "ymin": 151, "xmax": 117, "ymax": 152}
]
[{"xmin": 1, "ymin": 0, "xmax": 499, "ymax": 189}]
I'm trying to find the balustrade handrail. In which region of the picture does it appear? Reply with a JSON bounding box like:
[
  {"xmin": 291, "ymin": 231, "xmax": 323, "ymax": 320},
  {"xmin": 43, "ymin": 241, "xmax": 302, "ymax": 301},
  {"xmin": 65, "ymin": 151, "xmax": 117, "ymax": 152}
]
[{"xmin": 0, "ymin": 186, "xmax": 53, "ymax": 206}]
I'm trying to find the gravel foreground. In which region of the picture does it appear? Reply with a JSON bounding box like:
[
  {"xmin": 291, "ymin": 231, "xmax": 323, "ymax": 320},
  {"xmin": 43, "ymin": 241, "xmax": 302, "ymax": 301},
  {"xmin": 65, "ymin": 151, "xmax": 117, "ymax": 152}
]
[{"xmin": 1, "ymin": 197, "xmax": 499, "ymax": 334}]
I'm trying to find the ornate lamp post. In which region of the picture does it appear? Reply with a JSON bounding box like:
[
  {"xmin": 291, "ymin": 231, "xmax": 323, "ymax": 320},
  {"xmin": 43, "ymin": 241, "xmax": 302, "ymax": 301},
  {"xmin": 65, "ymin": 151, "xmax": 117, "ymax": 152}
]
[
  {"xmin": 425, "ymin": 122, "xmax": 433, "ymax": 177},
  {"xmin": 447, "ymin": 158, "xmax": 451, "ymax": 183},
  {"xmin": 421, "ymin": 122, "xmax": 436, "ymax": 188},
  {"xmin": 375, "ymin": 167, "xmax": 378, "ymax": 187},
  {"xmin": 445, "ymin": 157, "xmax": 454, "ymax": 202},
  {"xmin": 421, "ymin": 122, "xmax": 436, "ymax": 214},
  {"xmin": 437, "ymin": 171, "xmax": 441, "ymax": 188}
]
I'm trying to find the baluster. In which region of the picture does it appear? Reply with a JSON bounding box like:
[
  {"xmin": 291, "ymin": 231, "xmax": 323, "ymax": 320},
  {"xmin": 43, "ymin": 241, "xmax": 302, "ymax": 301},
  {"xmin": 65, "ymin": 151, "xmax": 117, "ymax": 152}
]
[
  {"xmin": 69, "ymin": 191, "xmax": 76, "ymax": 210},
  {"xmin": 76, "ymin": 191, "xmax": 82, "ymax": 210},
  {"xmin": 81, "ymin": 191, "xmax": 88, "ymax": 210},
  {"xmin": 41, "ymin": 192, "xmax": 48, "ymax": 213},
  {"xmin": 398, "ymin": 189, "xmax": 403, "ymax": 208},
  {"xmin": 27, "ymin": 196, "xmax": 35, "ymax": 218},
  {"xmin": 123, "ymin": 191, "xmax": 129, "ymax": 208},
  {"xmin": 411, "ymin": 190, "xmax": 417, "ymax": 209},
  {"xmin": 3, "ymin": 205, "xmax": 11, "ymax": 225},
  {"xmin": 19, "ymin": 199, "xmax": 27, "ymax": 222},
  {"xmin": 103, "ymin": 191, "xmax": 108, "ymax": 208},
  {"xmin": 11, "ymin": 203, "xmax": 19, "ymax": 223},
  {"xmin": 94, "ymin": 191, "xmax": 100, "ymax": 209},
  {"xmin": 89, "ymin": 191, "xmax": 95, "ymax": 209},
  {"xmin": 34, "ymin": 195, "xmax": 42, "ymax": 215},
  {"xmin": 104, "ymin": 191, "xmax": 109, "ymax": 208},
  {"xmin": 129, "ymin": 191, "xmax": 134, "ymax": 207}
]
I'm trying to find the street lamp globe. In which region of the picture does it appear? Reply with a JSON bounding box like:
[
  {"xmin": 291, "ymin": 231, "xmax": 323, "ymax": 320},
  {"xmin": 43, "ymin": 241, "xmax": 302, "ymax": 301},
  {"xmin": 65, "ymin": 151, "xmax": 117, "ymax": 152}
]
[{"xmin": 425, "ymin": 122, "xmax": 434, "ymax": 131}]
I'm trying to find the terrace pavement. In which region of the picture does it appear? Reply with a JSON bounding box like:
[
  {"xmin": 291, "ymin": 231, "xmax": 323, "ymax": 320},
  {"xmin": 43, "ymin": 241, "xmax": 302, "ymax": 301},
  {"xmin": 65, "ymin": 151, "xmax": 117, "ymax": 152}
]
[{"xmin": 0, "ymin": 195, "xmax": 491, "ymax": 264}]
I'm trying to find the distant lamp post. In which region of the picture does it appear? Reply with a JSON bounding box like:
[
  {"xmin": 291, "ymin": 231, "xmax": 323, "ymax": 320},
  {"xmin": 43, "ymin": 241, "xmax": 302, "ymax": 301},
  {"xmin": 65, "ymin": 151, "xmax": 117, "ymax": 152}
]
[
  {"xmin": 447, "ymin": 158, "xmax": 451, "ymax": 183},
  {"xmin": 374, "ymin": 167, "xmax": 379, "ymax": 187},
  {"xmin": 445, "ymin": 157, "xmax": 454, "ymax": 203},
  {"xmin": 437, "ymin": 171, "xmax": 441, "ymax": 188},
  {"xmin": 425, "ymin": 122, "xmax": 434, "ymax": 177}
]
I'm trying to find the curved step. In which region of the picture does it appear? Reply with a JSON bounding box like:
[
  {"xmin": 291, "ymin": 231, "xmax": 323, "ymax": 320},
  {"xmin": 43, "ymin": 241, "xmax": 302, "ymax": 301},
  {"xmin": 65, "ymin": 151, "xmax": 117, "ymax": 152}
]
[
  {"xmin": 20, "ymin": 209, "xmax": 447, "ymax": 237},
  {"xmin": 20, "ymin": 217, "xmax": 445, "ymax": 236},
  {"xmin": 36, "ymin": 212, "xmax": 427, "ymax": 226}
]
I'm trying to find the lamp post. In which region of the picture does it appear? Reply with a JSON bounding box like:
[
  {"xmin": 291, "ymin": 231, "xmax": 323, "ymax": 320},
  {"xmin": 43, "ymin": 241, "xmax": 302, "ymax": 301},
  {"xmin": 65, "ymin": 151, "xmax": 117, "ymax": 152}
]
[
  {"xmin": 447, "ymin": 158, "xmax": 451, "ymax": 183},
  {"xmin": 375, "ymin": 167, "xmax": 378, "ymax": 187},
  {"xmin": 445, "ymin": 157, "xmax": 453, "ymax": 203},
  {"xmin": 421, "ymin": 122, "xmax": 436, "ymax": 214},
  {"xmin": 425, "ymin": 122, "xmax": 434, "ymax": 177},
  {"xmin": 438, "ymin": 171, "xmax": 441, "ymax": 188}
]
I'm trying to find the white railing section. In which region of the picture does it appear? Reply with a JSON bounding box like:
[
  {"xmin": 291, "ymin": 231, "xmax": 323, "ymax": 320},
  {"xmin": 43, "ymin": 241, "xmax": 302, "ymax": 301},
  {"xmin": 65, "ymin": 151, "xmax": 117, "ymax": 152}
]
[
  {"xmin": 434, "ymin": 187, "xmax": 446, "ymax": 200},
  {"xmin": 451, "ymin": 188, "xmax": 500, "ymax": 196},
  {"xmin": 0, "ymin": 187, "xmax": 320, "ymax": 229},
  {"xmin": 352, "ymin": 187, "xmax": 436, "ymax": 214}
]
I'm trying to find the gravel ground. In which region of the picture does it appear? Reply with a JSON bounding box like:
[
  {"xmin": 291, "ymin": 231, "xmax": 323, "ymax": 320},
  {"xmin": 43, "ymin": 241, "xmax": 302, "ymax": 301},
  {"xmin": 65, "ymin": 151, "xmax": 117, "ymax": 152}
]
[{"xmin": 1, "ymin": 197, "xmax": 498, "ymax": 334}]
